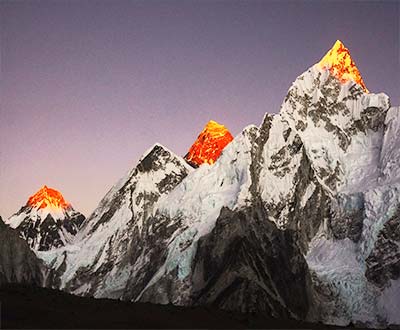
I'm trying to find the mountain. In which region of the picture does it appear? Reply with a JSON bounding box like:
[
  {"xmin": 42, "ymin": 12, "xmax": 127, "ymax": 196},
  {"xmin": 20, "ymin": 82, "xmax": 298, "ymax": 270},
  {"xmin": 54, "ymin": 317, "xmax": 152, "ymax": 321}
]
[
  {"xmin": 5, "ymin": 186, "xmax": 85, "ymax": 251},
  {"xmin": 122, "ymin": 40, "xmax": 398, "ymax": 324},
  {"xmin": 0, "ymin": 216, "xmax": 44, "ymax": 286},
  {"xmin": 36, "ymin": 40, "xmax": 399, "ymax": 328},
  {"xmin": 278, "ymin": 40, "xmax": 399, "ymax": 326},
  {"xmin": 41, "ymin": 144, "xmax": 192, "ymax": 296},
  {"xmin": 184, "ymin": 120, "xmax": 234, "ymax": 167}
]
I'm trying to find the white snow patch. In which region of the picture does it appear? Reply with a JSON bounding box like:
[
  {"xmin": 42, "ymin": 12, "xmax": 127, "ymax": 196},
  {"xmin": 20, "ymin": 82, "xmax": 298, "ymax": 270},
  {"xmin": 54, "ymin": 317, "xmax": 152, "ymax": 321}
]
[{"xmin": 301, "ymin": 182, "xmax": 316, "ymax": 208}]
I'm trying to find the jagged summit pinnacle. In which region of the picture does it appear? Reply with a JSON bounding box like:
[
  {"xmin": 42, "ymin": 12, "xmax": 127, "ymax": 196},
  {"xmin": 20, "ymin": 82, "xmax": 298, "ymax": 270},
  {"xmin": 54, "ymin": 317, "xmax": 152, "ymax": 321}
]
[
  {"xmin": 318, "ymin": 40, "xmax": 368, "ymax": 92},
  {"xmin": 138, "ymin": 143, "xmax": 176, "ymax": 172},
  {"xmin": 184, "ymin": 120, "xmax": 234, "ymax": 166},
  {"xmin": 135, "ymin": 143, "xmax": 192, "ymax": 174},
  {"xmin": 27, "ymin": 185, "xmax": 70, "ymax": 210},
  {"xmin": 139, "ymin": 143, "xmax": 173, "ymax": 162}
]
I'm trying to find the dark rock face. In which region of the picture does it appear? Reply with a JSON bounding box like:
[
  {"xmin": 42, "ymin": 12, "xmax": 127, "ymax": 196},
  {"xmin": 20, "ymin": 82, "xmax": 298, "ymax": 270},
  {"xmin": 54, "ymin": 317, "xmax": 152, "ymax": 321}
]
[
  {"xmin": 14, "ymin": 209, "xmax": 85, "ymax": 251},
  {"xmin": 366, "ymin": 207, "xmax": 400, "ymax": 288},
  {"xmin": 121, "ymin": 212, "xmax": 184, "ymax": 301},
  {"xmin": 183, "ymin": 156, "xmax": 200, "ymax": 168},
  {"xmin": 0, "ymin": 217, "xmax": 43, "ymax": 286},
  {"xmin": 191, "ymin": 205, "xmax": 313, "ymax": 320},
  {"xmin": 329, "ymin": 193, "xmax": 365, "ymax": 243},
  {"xmin": 137, "ymin": 204, "xmax": 314, "ymax": 320},
  {"xmin": 289, "ymin": 152, "xmax": 331, "ymax": 253}
]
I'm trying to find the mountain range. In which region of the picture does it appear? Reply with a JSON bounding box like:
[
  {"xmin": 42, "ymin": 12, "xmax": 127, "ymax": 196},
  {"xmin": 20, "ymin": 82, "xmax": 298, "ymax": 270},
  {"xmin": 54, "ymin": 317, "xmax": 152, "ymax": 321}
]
[{"xmin": 1, "ymin": 40, "xmax": 399, "ymax": 328}]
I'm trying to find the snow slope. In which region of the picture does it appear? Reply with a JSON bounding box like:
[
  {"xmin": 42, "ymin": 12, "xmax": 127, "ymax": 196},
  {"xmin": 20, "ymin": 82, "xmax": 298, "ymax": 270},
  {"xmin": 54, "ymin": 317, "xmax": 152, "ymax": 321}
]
[{"xmin": 39, "ymin": 144, "xmax": 192, "ymax": 298}]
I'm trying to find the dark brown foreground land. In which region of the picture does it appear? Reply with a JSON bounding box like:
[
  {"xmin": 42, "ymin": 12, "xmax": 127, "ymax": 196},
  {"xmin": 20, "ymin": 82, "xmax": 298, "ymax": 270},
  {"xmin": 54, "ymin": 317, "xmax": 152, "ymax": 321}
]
[{"xmin": 1, "ymin": 284, "xmax": 347, "ymax": 329}]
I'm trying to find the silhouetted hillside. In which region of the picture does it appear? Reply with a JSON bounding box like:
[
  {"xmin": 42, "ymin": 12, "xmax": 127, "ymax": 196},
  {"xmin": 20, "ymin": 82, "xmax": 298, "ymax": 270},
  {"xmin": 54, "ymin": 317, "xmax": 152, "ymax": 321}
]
[{"xmin": 0, "ymin": 284, "xmax": 340, "ymax": 329}]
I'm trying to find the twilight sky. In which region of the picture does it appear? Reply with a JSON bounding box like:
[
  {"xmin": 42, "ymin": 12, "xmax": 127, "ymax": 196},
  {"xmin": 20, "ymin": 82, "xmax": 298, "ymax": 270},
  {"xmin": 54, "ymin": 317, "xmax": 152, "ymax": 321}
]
[{"xmin": 1, "ymin": 0, "xmax": 399, "ymax": 218}]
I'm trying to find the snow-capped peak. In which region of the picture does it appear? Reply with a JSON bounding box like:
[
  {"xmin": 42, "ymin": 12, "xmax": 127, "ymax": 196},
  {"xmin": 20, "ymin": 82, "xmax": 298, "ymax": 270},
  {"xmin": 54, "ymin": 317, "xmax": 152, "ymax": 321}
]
[
  {"xmin": 7, "ymin": 185, "xmax": 74, "ymax": 226},
  {"xmin": 184, "ymin": 120, "xmax": 234, "ymax": 167},
  {"xmin": 6, "ymin": 186, "xmax": 85, "ymax": 251},
  {"xmin": 138, "ymin": 143, "xmax": 169, "ymax": 163},
  {"xmin": 27, "ymin": 185, "xmax": 71, "ymax": 214},
  {"xmin": 137, "ymin": 143, "xmax": 193, "ymax": 173},
  {"xmin": 318, "ymin": 39, "xmax": 368, "ymax": 92}
]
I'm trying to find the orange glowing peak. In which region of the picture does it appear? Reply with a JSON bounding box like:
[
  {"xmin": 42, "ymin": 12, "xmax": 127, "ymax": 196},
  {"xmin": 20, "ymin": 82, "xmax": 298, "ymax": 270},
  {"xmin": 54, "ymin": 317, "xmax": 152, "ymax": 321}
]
[
  {"xmin": 27, "ymin": 185, "xmax": 70, "ymax": 210},
  {"xmin": 185, "ymin": 120, "xmax": 234, "ymax": 166},
  {"xmin": 318, "ymin": 40, "xmax": 368, "ymax": 92}
]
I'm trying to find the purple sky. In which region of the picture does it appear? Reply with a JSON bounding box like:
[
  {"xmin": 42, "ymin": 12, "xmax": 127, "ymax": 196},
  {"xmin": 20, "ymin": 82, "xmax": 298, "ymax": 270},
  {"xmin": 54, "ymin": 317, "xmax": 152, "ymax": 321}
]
[{"xmin": 1, "ymin": 0, "xmax": 399, "ymax": 218}]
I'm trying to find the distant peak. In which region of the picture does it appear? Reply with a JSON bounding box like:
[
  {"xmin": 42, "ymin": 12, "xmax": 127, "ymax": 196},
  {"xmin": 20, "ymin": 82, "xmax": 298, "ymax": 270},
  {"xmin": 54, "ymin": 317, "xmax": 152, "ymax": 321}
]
[
  {"xmin": 318, "ymin": 40, "xmax": 368, "ymax": 92},
  {"xmin": 27, "ymin": 185, "xmax": 70, "ymax": 210},
  {"xmin": 185, "ymin": 120, "xmax": 233, "ymax": 166}
]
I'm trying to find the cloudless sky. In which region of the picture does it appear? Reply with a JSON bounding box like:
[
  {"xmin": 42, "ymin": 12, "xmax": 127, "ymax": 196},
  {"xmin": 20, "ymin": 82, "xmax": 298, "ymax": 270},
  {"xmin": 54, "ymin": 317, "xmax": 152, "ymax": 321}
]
[{"xmin": 1, "ymin": 0, "xmax": 399, "ymax": 218}]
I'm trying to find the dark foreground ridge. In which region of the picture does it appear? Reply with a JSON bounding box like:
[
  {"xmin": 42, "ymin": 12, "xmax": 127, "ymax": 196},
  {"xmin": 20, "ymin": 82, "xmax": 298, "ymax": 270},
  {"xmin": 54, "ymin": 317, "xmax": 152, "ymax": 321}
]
[{"xmin": 0, "ymin": 284, "xmax": 342, "ymax": 329}]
